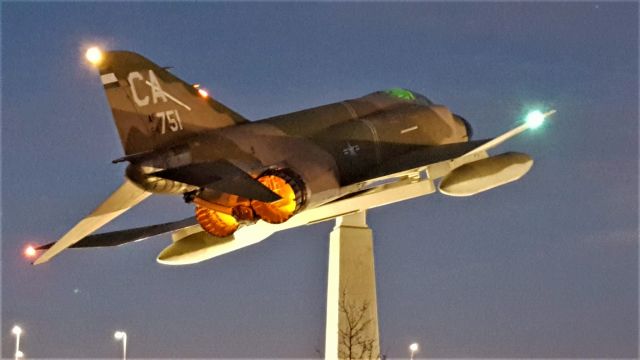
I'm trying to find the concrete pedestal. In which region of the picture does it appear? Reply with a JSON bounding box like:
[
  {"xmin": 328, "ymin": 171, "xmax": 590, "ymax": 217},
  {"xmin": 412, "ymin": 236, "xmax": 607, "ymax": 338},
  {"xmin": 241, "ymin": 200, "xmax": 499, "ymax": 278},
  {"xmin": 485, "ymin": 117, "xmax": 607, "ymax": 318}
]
[{"xmin": 325, "ymin": 211, "xmax": 380, "ymax": 359}]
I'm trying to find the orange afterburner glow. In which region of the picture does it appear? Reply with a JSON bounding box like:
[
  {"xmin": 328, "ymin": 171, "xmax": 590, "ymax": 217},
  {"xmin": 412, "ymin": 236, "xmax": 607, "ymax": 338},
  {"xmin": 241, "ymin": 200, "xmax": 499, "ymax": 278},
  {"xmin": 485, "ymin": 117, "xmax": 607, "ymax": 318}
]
[
  {"xmin": 197, "ymin": 88, "xmax": 209, "ymax": 98},
  {"xmin": 24, "ymin": 245, "xmax": 37, "ymax": 258},
  {"xmin": 251, "ymin": 175, "xmax": 297, "ymax": 224},
  {"xmin": 195, "ymin": 205, "xmax": 239, "ymax": 237}
]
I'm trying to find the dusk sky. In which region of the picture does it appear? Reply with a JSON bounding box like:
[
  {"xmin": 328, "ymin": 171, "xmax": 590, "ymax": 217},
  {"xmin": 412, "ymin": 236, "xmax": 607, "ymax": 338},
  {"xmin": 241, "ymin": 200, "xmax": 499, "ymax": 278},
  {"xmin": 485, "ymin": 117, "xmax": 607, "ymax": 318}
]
[{"xmin": 2, "ymin": 2, "xmax": 638, "ymax": 358}]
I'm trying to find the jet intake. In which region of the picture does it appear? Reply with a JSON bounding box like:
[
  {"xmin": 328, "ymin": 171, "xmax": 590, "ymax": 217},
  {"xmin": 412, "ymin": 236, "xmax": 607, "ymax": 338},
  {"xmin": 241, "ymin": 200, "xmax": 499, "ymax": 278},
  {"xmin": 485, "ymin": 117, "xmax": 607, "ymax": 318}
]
[{"xmin": 439, "ymin": 152, "xmax": 533, "ymax": 196}]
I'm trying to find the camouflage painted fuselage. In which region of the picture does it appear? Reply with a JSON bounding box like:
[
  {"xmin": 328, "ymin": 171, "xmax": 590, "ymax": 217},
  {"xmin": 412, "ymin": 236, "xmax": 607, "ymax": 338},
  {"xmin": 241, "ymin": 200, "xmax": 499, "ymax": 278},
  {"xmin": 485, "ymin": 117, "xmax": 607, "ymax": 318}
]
[
  {"xmin": 126, "ymin": 90, "xmax": 473, "ymax": 209},
  {"xmin": 94, "ymin": 51, "xmax": 474, "ymax": 209}
]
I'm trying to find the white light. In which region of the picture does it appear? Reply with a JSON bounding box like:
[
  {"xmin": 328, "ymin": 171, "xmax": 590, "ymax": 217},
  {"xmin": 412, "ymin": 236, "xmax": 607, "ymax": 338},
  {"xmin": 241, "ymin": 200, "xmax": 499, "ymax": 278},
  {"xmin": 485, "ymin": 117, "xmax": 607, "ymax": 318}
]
[
  {"xmin": 85, "ymin": 46, "xmax": 104, "ymax": 66},
  {"xmin": 15, "ymin": 350, "xmax": 24, "ymax": 359},
  {"xmin": 114, "ymin": 330, "xmax": 127, "ymax": 360},
  {"xmin": 409, "ymin": 342, "xmax": 419, "ymax": 352},
  {"xmin": 525, "ymin": 110, "xmax": 546, "ymax": 129},
  {"xmin": 12, "ymin": 326, "xmax": 22, "ymax": 336},
  {"xmin": 24, "ymin": 245, "xmax": 37, "ymax": 258}
]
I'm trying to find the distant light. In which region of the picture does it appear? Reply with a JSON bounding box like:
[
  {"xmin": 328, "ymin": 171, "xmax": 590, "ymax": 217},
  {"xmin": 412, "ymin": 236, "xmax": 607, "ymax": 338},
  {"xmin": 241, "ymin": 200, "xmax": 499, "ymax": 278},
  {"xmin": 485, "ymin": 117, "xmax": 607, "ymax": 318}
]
[
  {"xmin": 409, "ymin": 342, "xmax": 419, "ymax": 352},
  {"xmin": 24, "ymin": 245, "xmax": 37, "ymax": 258},
  {"xmin": 193, "ymin": 84, "xmax": 200, "ymax": 88},
  {"xmin": 114, "ymin": 330, "xmax": 127, "ymax": 360},
  {"xmin": 15, "ymin": 350, "xmax": 24, "ymax": 359},
  {"xmin": 12, "ymin": 326, "xmax": 22, "ymax": 336},
  {"xmin": 85, "ymin": 46, "xmax": 104, "ymax": 66},
  {"xmin": 198, "ymin": 88, "xmax": 209, "ymax": 98},
  {"xmin": 524, "ymin": 110, "xmax": 545, "ymax": 129}
]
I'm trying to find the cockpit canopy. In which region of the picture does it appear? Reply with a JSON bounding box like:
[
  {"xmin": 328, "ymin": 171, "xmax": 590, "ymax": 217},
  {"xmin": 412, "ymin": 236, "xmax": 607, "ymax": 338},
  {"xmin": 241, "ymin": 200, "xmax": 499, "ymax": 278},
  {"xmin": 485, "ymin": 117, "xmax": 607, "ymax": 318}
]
[
  {"xmin": 363, "ymin": 88, "xmax": 472, "ymax": 139},
  {"xmin": 381, "ymin": 88, "xmax": 433, "ymax": 105},
  {"xmin": 359, "ymin": 87, "xmax": 434, "ymax": 108}
]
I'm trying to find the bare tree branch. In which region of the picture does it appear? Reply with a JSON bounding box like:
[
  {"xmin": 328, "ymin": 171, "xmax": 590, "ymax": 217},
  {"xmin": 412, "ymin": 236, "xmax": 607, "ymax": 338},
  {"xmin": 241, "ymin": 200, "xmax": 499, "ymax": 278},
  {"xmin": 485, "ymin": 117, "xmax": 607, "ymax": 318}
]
[{"xmin": 337, "ymin": 287, "xmax": 380, "ymax": 359}]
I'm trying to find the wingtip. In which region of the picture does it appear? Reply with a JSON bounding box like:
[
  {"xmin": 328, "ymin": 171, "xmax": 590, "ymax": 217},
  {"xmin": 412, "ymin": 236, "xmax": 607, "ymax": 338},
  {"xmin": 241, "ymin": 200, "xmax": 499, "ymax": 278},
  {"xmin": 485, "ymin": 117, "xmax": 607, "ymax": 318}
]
[
  {"xmin": 31, "ymin": 246, "xmax": 57, "ymax": 265},
  {"xmin": 32, "ymin": 256, "xmax": 47, "ymax": 266}
]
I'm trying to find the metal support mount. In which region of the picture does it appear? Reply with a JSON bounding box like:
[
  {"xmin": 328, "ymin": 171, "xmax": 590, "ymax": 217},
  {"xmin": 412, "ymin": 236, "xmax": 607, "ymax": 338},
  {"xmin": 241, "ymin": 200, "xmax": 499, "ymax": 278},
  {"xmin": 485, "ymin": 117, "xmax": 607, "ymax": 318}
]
[{"xmin": 325, "ymin": 211, "xmax": 380, "ymax": 359}]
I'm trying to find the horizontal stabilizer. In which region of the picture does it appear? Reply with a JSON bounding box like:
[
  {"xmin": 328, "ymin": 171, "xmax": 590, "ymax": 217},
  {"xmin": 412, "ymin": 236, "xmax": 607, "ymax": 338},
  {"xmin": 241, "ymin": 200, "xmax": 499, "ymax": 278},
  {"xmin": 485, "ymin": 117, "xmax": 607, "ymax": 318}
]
[
  {"xmin": 153, "ymin": 160, "xmax": 281, "ymax": 202},
  {"xmin": 33, "ymin": 179, "xmax": 152, "ymax": 265},
  {"xmin": 36, "ymin": 217, "xmax": 197, "ymax": 249}
]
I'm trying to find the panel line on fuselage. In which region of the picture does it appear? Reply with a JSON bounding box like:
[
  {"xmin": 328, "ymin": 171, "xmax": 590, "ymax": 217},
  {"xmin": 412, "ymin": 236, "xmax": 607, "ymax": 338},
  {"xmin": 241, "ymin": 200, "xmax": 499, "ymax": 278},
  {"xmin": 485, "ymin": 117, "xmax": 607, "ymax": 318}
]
[
  {"xmin": 358, "ymin": 118, "xmax": 382, "ymax": 164},
  {"xmin": 340, "ymin": 101, "xmax": 359, "ymax": 120}
]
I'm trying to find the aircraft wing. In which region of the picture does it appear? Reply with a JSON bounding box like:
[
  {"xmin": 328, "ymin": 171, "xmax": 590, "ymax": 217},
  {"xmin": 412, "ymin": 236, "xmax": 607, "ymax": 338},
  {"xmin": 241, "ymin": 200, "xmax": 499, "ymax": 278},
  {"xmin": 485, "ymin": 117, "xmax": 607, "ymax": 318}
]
[
  {"xmin": 33, "ymin": 180, "xmax": 151, "ymax": 265},
  {"xmin": 36, "ymin": 217, "xmax": 197, "ymax": 249},
  {"xmin": 462, "ymin": 110, "xmax": 556, "ymax": 157}
]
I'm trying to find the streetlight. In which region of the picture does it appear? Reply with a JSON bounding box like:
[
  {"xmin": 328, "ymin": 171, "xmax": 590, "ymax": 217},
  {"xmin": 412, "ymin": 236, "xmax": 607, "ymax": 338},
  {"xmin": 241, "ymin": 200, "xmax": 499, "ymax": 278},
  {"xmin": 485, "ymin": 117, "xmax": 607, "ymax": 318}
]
[
  {"xmin": 114, "ymin": 330, "xmax": 127, "ymax": 360},
  {"xmin": 11, "ymin": 325, "xmax": 23, "ymax": 360},
  {"xmin": 409, "ymin": 342, "xmax": 419, "ymax": 360}
]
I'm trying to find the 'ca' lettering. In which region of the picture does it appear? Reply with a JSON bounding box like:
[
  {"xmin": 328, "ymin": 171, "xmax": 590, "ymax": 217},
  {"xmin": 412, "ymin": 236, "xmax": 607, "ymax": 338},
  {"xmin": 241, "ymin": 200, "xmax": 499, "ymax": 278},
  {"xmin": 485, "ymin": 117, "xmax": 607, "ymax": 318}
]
[
  {"xmin": 128, "ymin": 72, "xmax": 149, "ymax": 107},
  {"xmin": 148, "ymin": 70, "xmax": 168, "ymax": 104}
]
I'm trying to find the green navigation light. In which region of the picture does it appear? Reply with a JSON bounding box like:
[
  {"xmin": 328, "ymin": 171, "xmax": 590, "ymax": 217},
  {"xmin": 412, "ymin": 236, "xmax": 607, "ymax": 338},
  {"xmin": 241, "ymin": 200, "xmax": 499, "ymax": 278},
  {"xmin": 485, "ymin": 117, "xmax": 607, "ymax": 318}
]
[
  {"xmin": 524, "ymin": 110, "xmax": 545, "ymax": 129},
  {"xmin": 385, "ymin": 88, "xmax": 416, "ymax": 101}
]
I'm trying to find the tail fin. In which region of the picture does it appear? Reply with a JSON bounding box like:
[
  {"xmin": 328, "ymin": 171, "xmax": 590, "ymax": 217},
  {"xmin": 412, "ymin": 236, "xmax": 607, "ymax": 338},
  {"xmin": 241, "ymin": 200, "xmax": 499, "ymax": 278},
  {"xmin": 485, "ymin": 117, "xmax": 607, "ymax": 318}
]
[{"xmin": 95, "ymin": 51, "xmax": 247, "ymax": 155}]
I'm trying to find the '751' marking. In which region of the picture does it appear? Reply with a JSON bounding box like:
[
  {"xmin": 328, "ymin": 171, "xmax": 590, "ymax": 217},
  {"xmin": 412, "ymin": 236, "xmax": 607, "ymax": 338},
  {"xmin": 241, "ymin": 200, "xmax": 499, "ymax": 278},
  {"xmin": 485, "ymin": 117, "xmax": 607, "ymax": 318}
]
[{"xmin": 154, "ymin": 109, "xmax": 184, "ymax": 134}]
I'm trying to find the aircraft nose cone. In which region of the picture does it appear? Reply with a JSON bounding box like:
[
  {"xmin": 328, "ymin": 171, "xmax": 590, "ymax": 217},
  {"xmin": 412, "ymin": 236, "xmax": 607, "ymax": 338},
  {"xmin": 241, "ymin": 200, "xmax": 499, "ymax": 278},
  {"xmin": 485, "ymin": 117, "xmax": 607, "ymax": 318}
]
[{"xmin": 454, "ymin": 114, "xmax": 473, "ymax": 139}]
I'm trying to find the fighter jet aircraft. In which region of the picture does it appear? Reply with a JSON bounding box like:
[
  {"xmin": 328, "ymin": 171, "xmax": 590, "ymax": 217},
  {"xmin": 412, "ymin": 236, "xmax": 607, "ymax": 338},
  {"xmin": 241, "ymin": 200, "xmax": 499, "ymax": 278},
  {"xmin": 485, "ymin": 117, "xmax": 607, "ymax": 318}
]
[{"xmin": 32, "ymin": 48, "xmax": 554, "ymax": 265}]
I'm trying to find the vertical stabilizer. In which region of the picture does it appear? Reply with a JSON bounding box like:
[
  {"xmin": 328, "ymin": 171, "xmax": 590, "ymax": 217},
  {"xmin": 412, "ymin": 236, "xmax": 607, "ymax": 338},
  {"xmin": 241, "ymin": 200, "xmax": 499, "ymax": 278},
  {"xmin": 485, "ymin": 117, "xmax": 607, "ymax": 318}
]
[{"xmin": 95, "ymin": 51, "xmax": 247, "ymax": 154}]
